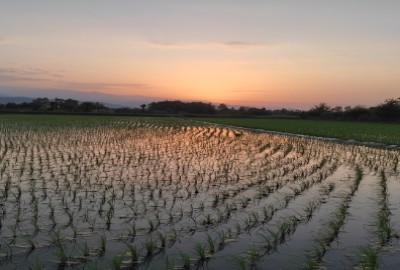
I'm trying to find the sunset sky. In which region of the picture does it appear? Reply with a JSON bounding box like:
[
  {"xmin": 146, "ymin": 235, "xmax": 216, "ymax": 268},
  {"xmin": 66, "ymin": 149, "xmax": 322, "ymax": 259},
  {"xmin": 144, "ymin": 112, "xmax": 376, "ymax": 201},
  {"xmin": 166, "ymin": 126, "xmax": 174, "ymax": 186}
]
[{"xmin": 1, "ymin": 1, "xmax": 400, "ymax": 109}]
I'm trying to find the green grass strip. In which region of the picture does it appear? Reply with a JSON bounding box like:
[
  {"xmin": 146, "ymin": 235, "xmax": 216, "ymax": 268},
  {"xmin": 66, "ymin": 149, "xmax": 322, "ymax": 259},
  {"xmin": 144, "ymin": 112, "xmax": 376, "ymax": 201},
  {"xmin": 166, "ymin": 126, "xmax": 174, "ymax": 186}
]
[{"xmin": 194, "ymin": 118, "xmax": 400, "ymax": 145}]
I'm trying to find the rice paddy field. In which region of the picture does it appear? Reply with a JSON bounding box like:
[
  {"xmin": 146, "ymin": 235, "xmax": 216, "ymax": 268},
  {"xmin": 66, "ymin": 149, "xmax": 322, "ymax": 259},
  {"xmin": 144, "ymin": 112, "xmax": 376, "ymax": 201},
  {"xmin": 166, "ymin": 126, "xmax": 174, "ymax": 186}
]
[{"xmin": 0, "ymin": 115, "xmax": 399, "ymax": 270}]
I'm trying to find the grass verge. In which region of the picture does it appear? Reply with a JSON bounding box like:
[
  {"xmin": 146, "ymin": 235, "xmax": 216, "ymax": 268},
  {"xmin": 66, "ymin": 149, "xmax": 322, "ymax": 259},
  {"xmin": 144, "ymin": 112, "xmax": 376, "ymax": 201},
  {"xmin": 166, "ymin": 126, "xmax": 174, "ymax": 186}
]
[{"xmin": 194, "ymin": 118, "xmax": 400, "ymax": 145}]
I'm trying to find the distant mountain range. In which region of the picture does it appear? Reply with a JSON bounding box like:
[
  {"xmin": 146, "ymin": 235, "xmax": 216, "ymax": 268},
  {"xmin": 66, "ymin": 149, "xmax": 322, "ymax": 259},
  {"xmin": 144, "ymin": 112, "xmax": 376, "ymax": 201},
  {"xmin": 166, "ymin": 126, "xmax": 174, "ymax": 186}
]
[
  {"xmin": 0, "ymin": 87, "xmax": 166, "ymax": 108},
  {"xmin": 0, "ymin": 96, "xmax": 34, "ymax": 104}
]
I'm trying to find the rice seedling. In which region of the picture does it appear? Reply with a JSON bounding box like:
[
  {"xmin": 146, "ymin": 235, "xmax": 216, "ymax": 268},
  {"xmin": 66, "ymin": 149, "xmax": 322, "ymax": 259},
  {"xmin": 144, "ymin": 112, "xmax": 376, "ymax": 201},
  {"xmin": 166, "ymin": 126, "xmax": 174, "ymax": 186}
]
[
  {"xmin": 144, "ymin": 239, "xmax": 156, "ymax": 255},
  {"xmin": 201, "ymin": 214, "xmax": 214, "ymax": 226},
  {"xmin": 127, "ymin": 243, "xmax": 140, "ymax": 264},
  {"xmin": 81, "ymin": 241, "xmax": 90, "ymax": 257},
  {"xmin": 194, "ymin": 243, "xmax": 209, "ymax": 264},
  {"xmin": 25, "ymin": 236, "xmax": 36, "ymax": 251},
  {"xmin": 206, "ymin": 235, "xmax": 216, "ymax": 254},
  {"xmin": 232, "ymin": 256, "xmax": 247, "ymax": 270},
  {"xmin": 55, "ymin": 246, "xmax": 68, "ymax": 266},
  {"xmin": 99, "ymin": 234, "xmax": 107, "ymax": 253},
  {"xmin": 28, "ymin": 257, "xmax": 45, "ymax": 270},
  {"xmin": 377, "ymin": 170, "xmax": 398, "ymax": 246},
  {"xmin": 179, "ymin": 252, "xmax": 191, "ymax": 269},
  {"xmin": 111, "ymin": 255, "xmax": 124, "ymax": 270},
  {"xmin": 303, "ymin": 201, "xmax": 318, "ymax": 222},
  {"xmin": 359, "ymin": 246, "xmax": 378, "ymax": 270},
  {"xmin": 245, "ymin": 247, "xmax": 261, "ymax": 268}
]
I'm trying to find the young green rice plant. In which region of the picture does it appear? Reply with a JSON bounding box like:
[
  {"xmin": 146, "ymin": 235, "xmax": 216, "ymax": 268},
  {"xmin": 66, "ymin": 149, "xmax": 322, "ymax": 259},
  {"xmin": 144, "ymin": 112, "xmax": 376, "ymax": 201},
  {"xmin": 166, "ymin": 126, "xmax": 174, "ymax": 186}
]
[
  {"xmin": 232, "ymin": 256, "xmax": 247, "ymax": 270},
  {"xmin": 28, "ymin": 256, "xmax": 45, "ymax": 270},
  {"xmin": 289, "ymin": 186, "xmax": 302, "ymax": 197},
  {"xmin": 49, "ymin": 203, "xmax": 55, "ymax": 221},
  {"xmin": 304, "ymin": 170, "xmax": 359, "ymax": 269},
  {"xmin": 245, "ymin": 247, "xmax": 261, "ymax": 268},
  {"xmin": 256, "ymin": 185, "xmax": 272, "ymax": 199},
  {"xmin": 81, "ymin": 241, "xmax": 90, "ymax": 257},
  {"xmin": 326, "ymin": 182, "xmax": 336, "ymax": 193},
  {"xmin": 258, "ymin": 233, "xmax": 273, "ymax": 253},
  {"xmin": 99, "ymin": 234, "xmax": 106, "ymax": 253},
  {"xmin": 377, "ymin": 170, "xmax": 398, "ymax": 245},
  {"xmin": 24, "ymin": 236, "xmax": 36, "ymax": 251},
  {"xmin": 212, "ymin": 193, "xmax": 220, "ymax": 208},
  {"xmin": 194, "ymin": 243, "xmax": 208, "ymax": 262},
  {"xmin": 304, "ymin": 201, "xmax": 318, "ymax": 222},
  {"xmin": 106, "ymin": 210, "xmax": 113, "ymax": 230},
  {"xmin": 9, "ymin": 224, "xmax": 17, "ymax": 238},
  {"xmin": 262, "ymin": 205, "xmax": 275, "ymax": 223},
  {"xmin": 148, "ymin": 220, "xmax": 155, "ymax": 233},
  {"xmin": 250, "ymin": 211, "xmax": 259, "ymax": 225},
  {"xmin": 55, "ymin": 245, "xmax": 68, "ymax": 266},
  {"xmin": 202, "ymin": 214, "xmax": 214, "ymax": 226},
  {"xmin": 168, "ymin": 229, "xmax": 178, "ymax": 246},
  {"xmin": 158, "ymin": 232, "xmax": 167, "ymax": 248},
  {"xmin": 282, "ymin": 193, "xmax": 292, "ymax": 208},
  {"xmin": 218, "ymin": 231, "xmax": 227, "ymax": 250},
  {"xmin": 144, "ymin": 239, "xmax": 156, "ymax": 255},
  {"xmin": 304, "ymin": 257, "xmax": 319, "ymax": 270},
  {"xmin": 179, "ymin": 252, "xmax": 191, "ymax": 270},
  {"xmin": 283, "ymin": 144, "xmax": 293, "ymax": 157},
  {"xmin": 351, "ymin": 166, "xmax": 363, "ymax": 195},
  {"xmin": 3, "ymin": 177, "xmax": 11, "ymax": 199},
  {"xmin": 206, "ymin": 235, "xmax": 216, "ymax": 254},
  {"xmin": 127, "ymin": 243, "xmax": 140, "ymax": 264},
  {"xmin": 129, "ymin": 222, "xmax": 137, "ymax": 239},
  {"xmin": 66, "ymin": 208, "xmax": 74, "ymax": 227},
  {"xmin": 317, "ymin": 158, "xmax": 327, "ymax": 170},
  {"xmin": 359, "ymin": 245, "xmax": 378, "ymax": 270},
  {"xmin": 306, "ymin": 234, "xmax": 327, "ymax": 265},
  {"xmin": 240, "ymin": 197, "xmax": 251, "ymax": 209},
  {"xmin": 111, "ymin": 254, "xmax": 124, "ymax": 270},
  {"xmin": 51, "ymin": 230, "xmax": 63, "ymax": 247}
]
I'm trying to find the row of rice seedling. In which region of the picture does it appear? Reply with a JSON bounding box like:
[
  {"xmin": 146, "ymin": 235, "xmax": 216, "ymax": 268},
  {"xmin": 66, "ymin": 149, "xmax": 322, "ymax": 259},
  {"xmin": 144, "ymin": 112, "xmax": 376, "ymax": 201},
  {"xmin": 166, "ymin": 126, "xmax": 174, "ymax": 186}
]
[{"xmin": 355, "ymin": 170, "xmax": 399, "ymax": 270}]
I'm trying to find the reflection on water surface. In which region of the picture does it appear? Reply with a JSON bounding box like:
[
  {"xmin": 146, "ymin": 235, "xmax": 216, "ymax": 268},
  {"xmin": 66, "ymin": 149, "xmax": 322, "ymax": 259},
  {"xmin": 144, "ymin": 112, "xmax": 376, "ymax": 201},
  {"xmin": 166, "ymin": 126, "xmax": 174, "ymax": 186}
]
[{"xmin": 0, "ymin": 118, "xmax": 398, "ymax": 269}]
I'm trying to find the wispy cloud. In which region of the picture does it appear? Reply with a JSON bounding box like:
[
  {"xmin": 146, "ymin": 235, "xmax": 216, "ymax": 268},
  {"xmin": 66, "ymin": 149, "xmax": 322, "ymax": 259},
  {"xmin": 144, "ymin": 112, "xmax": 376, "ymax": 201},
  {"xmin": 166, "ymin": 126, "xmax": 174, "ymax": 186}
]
[
  {"xmin": 0, "ymin": 65, "xmax": 152, "ymax": 92},
  {"xmin": 146, "ymin": 39, "xmax": 276, "ymax": 50},
  {"xmin": 61, "ymin": 82, "xmax": 152, "ymax": 91},
  {"xmin": 147, "ymin": 40, "xmax": 180, "ymax": 48},
  {"xmin": 0, "ymin": 66, "xmax": 64, "ymax": 79},
  {"xmin": 221, "ymin": 41, "xmax": 272, "ymax": 49},
  {"xmin": 230, "ymin": 88, "xmax": 269, "ymax": 93},
  {"xmin": 0, "ymin": 74, "xmax": 51, "ymax": 82}
]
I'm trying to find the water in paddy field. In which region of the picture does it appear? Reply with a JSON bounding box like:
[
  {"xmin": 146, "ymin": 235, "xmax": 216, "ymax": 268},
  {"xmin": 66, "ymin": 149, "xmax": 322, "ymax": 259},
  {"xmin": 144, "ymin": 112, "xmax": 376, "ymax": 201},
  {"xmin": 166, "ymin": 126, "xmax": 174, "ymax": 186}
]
[{"xmin": 0, "ymin": 118, "xmax": 399, "ymax": 270}]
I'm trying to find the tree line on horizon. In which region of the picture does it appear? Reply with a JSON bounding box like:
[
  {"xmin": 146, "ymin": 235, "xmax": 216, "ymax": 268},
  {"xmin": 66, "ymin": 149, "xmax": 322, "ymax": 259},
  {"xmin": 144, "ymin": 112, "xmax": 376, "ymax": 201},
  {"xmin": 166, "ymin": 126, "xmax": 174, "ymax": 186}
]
[{"xmin": 0, "ymin": 96, "xmax": 399, "ymax": 122}]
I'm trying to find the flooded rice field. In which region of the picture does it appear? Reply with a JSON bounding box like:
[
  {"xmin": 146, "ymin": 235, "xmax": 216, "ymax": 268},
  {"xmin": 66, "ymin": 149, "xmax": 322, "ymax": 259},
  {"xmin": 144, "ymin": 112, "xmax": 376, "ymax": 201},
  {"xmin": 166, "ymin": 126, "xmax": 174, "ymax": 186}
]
[{"xmin": 0, "ymin": 117, "xmax": 399, "ymax": 269}]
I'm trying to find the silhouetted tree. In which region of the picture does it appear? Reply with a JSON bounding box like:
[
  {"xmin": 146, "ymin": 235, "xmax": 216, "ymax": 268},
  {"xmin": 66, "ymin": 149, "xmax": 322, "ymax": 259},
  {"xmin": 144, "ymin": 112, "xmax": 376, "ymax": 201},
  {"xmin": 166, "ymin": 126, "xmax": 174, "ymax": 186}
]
[
  {"xmin": 32, "ymin": 98, "xmax": 51, "ymax": 111},
  {"xmin": 79, "ymin": 102, "xmax": 106, "ymax": 112},
  {"xmin": 148, "ymin": 101, "xmax": 216, "ymax": 114},
  {"xmin": 374, "ymin": 98, "xmax": 400, "ymax": 121},
  {"xmin": 304, "ymin": 103, "xmax": 331, "ymax": 118},
  {"xmin": 344, "ymin": 106, "xmax": 371, "ymax": 121},
  {"xmin": 62, "ymin": 99, "xmax": 80, "ymax": 112}
]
